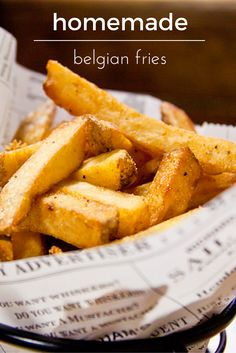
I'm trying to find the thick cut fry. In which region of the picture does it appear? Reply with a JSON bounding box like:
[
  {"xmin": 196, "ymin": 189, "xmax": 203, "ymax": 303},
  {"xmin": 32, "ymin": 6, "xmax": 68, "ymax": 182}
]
[
  {"xmin": 0, "ymin": 117, "xmax": 88, "ymax": 232},
  {"xmin": 57, "ymin": 181, "xmax": 149, "ymax": 238},
  {"xmin": 85, "ymin": 115, "xmax": 132, "ymax": 156},
  {"xmin": 136, "ymin": 159, "xmax": 160, "ymax": 185},
  {"xmin": 161, "ymin": 101, "xmax": 196, "ymax": 132},
  {"xmin": 127, "ymin": 182, "xmax": 151, "ymax": 197},
  {"xmin": 130, "ymin": 173, "xmax": 236, "ymax": 209},
  {"xmin": 0, "ymin": 142, "xmax": 40, "ymax": 187},
  {"xmin": 0, "ymin": 237, "xmax": 13, "ymax": 261},
  {"xmin": 0, "ymin": 116, "xmax": 131, "ymax": 189},
  {"xmin": 146, "ymin": 147, "xmax": 201, "ymax": 226},
  {"xmin": 73, "ymin": 149, "xmax": 137, "ymax": 190},
  {"xmin": 128, "ymin": 146, "xmax": 151, "ymax": 167},
  {"xmin": 115, "ymin": 209, "xmax": 199, "ymax": 244},
  {"xmin": 44, "ymin": 61, "xmax": 236, "ymax": 174},
  {"xmin": 12, "ymin": 231, "xmax": 46, "ymax": 260},
  {"xmin": 5, "ymin": 139, "xmax": 27, "ymax": 151},
  {"xmin": 14, "ymin": 100, "xmax": 56, "ymax": 144},
  {"xmin": 189, "ymin": 172, "xmax": 236, "ymax": 209},
  {"xmin": 18, "ymin": 193, "xmax": 118, "ymax": 248}
]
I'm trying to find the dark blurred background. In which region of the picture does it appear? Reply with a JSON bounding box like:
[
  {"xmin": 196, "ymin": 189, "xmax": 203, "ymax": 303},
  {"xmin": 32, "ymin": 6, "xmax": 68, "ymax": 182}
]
[{"xmin": 1, "ymin": 0, "xmax": 236, "ymax": 125}]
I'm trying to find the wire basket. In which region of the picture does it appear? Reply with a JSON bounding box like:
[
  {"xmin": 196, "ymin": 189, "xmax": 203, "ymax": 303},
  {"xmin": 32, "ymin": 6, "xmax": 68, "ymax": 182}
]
[{"xmin": 0, "ymin": 298, "xmax": 235, "ymax": 353}]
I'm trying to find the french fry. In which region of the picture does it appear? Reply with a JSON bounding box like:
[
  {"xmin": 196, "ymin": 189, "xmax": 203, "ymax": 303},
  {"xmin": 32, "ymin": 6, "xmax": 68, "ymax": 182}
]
[
  {"xmin": 49, "ymin": 116, "xmax": 133, "ymax": 157},
  {"xmin": 127, "ymin": 182, "xmax": 151, "ymax": 197},
  {"xmin": 0, "ymin": 116, "xmax": 132, "ymax": 189},
  {"xmin": 44, "ymin": 60, "xmax": 236, "ymax": 174},
  {"xmin": 0, "ymin": 236, "xmax": 13, "ymax": 261},
  {"xmin": 5, "ymin": 139, "xmax": 27, "ymax": 151},
  {"xmin": 49, "ymin": 246, "xmax": 63, "ymax": 255},
  {"xmin": 14, "ymin": 100, "xmax": 56, "ymax": 144},
  {"xmin": 56, "ymin": 181, "xmax": 149, "ymax": 238},
  {"xmin": 85, "ymin": 115, "xmax": 132, "ymax": 156},
  {"xmin": 146, "ymin": 147, "xmax": 201, "ymax": 226},
  {"xmin": 17, "ymin": 193, "xmax": 119, "ymax": 248},
  {"xmin": 115, "ymin": 209, "xmax": 199, "ymax": 244},
  {"xmin": 73, "ymin": 149, "xmax": 137, "ymax": 190},
  {"xmin": 0, "ymin": 142, "xmax": 40, "ymax": 187},
  {"xmin": 11, "ymin": 231, "xmax": 46, "ymax": 260},
  {"xmin": 128, "ymin": 146, "xmax": 151, "ymax": 167},
  {"xmin": 161, "ymin": 101, "xmax": 196, "ymax": 132},
  {"xmin": 189, "ymin": 172, "xmax": 236, "ymax": 209},
  {"xmin": 0, "ymin": 117, "xmax": 88, "ymax": 232},
  {"xmin": 130, "ymin": 173, "xmax": 236, "ymax": 209},
  {"xmin": 136, "ymin": 159, "xmax": 160, "ymax": 184}
]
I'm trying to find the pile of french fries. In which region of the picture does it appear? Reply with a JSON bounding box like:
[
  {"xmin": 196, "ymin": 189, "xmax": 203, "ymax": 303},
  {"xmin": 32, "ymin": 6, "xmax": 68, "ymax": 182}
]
[{"xmin": 0, "ymin": 60, "xmax": 235, "ymax": 262}]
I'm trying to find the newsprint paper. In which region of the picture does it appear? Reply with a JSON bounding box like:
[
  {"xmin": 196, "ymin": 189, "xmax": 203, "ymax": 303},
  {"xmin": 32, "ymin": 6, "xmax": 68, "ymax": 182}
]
[{"xmin": 0, "ymin": 27, "xmax": 236, "ymax": 353}]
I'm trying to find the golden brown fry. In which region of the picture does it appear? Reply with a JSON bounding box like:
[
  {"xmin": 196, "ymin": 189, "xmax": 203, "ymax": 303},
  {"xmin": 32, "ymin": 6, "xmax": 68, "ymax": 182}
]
[
  {"xmin": 73, "ymin": 149, "xmax": 137, "ymax": 190},
  {"xmin": 189, "ymin": 172, "xmax": 236, "ymax": 209},
  {"xmin": 128, "ymin": 146, "xmax": 151, "ymax": 167},
  {"xmin": 14, "ymin": 100, "xmax": 56, "ymax": 144},
  {"xmin": 127, "ymin": 182, "xmax": 151, "ymax": 197},
  {"xmin": 129, "ymin": 172, "xmax": 236, "ymax": 210},
  {"xmin": 0, "ymin": 116, "xmax": 131, "ymax": 189},
  {"xmin": 146, "ymin": 147, "xmax": 201, "ymax": 226},
  {"xmin": 17, "ymin": 193, "xmax": 118, "ymax": 248},
  {"xmin": 0, "ymin": 117, "xmax": 88, "ymax": 232},
  {"xmin": 44, "ymin": 60, "xmax": 236, "ymax": 174},
  {"xmin": 136, "ymin": 158, "xmax": 160, "ymax": 185},
  {"xmin": 115, "ymin": 209, "xmax": 199, "ymax": 244},
  {"xmin": 0, "ymin": 142, "xmax": 40, "ymax": 187},
  {"xmin": 85, "ymin": 115, "xmax": 132, "ymax": 157},
  {"xmin": 57, "ymin": 181, "xmax": 149, "ymax": 238},
  {"xmin": 49, "ymin": 245, "xmax": 63, "ymax": 255},
  {"xmin": 5, "ymin": 139, "xmax": 27, "ymax": 151},
  {"xmin": 0, "ymin": 237, "xmax": 13, "ymax": 261},
  {"xmin": 161, "ymin": 101, "xmax": 196, "ymax": 132},
  {"xmin": 11, "ymin": 231, "xmax": 46, "ymax": 260}
]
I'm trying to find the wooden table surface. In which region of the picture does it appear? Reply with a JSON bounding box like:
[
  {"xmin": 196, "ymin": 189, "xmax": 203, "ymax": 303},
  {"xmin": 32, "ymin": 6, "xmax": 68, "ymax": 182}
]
[{"xmin": 1, "ymin": 0, "xmax": 236, "ymax": 125}]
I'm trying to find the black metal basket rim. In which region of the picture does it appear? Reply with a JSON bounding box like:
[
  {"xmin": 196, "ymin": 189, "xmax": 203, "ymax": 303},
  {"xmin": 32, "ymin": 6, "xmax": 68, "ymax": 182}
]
[{"xmin": 0, "ymin": 298, "xmax": 235, "ymax": 352}]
